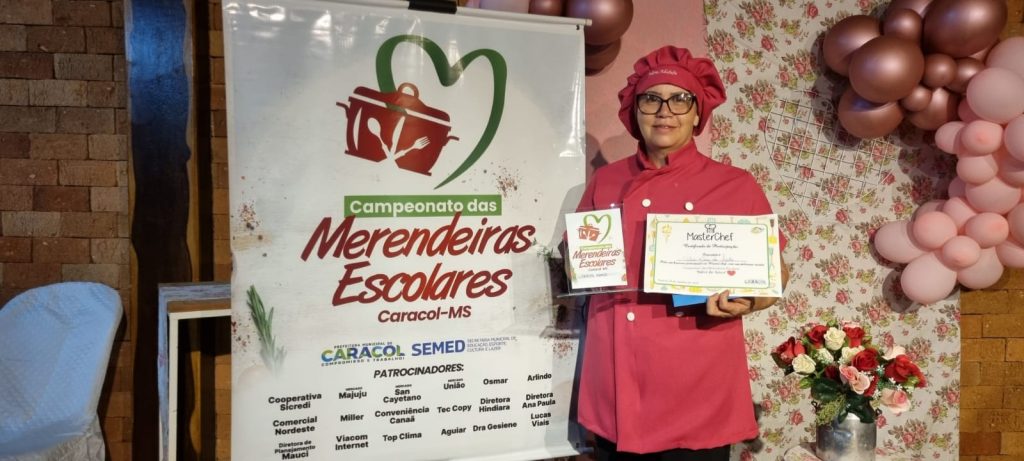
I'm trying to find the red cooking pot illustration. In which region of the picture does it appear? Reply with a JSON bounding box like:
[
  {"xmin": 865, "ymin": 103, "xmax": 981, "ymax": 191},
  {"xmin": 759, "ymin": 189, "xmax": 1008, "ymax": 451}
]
[{"xmin": 336, "ymin": 82, "xmax": 459, "ymax": 176}]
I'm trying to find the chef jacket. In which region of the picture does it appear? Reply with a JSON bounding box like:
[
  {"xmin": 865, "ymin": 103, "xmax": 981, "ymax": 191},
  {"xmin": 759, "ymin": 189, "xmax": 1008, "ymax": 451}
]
[{"xmin": 575, "ymin": 140, "xmax": 787, "ymax": 453}]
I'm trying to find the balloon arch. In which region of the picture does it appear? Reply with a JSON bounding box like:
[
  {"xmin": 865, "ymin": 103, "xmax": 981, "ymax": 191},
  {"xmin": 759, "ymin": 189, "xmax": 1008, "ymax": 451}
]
[{"xmin": 822, "ymin": 0, "xmax": 1024, "ymax": 305}]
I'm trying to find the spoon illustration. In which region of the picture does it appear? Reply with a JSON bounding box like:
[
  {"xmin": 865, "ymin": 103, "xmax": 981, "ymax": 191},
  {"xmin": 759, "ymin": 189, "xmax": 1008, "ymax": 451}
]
[{"xmin": 366, "ymin": 118, "xmax": 391, "ymax": 159}]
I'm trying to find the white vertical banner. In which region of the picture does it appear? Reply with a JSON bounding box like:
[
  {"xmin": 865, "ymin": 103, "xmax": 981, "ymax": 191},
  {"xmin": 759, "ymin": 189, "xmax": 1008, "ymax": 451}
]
[{"xmin": 224, "ymin": 1, "xmax": 587, "ymax": 460}]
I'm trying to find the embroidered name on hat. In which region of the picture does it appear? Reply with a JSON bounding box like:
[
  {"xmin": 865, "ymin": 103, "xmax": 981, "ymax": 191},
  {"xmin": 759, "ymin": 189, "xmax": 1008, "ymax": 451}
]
[{"xmin": 645, "ymin": 68, "xmax": 679, "ymax": 77}]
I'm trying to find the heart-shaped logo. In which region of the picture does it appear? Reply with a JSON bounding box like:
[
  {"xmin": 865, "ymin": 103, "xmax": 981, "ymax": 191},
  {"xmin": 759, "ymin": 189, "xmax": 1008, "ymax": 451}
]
[
  {"xmin": 582, "ymin": 213, "xmax": 612, "ymax": 244},
  {"xmin": 727, "ymin": 270, "xmax": 736, "ymax": 276},
  {"xmin": 376, "ymin": 35, "xmax": 507, "ymax": 189}
]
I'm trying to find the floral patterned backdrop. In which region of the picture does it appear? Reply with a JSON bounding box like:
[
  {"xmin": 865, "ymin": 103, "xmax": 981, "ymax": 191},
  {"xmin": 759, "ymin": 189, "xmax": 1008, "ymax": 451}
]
[{"xmin": 703, "ymin": 0, "xmax": 960, "ymax": 459}]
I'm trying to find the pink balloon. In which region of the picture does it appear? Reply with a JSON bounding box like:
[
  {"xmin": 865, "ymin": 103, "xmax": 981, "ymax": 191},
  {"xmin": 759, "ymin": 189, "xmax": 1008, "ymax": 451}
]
[
  {"xmin": 1004, "ymin": 115, "xmax": 1024, "ymax": 162},
  {"xmin": 965, "ymin": 177, "xmax": 1022, "ymax": 214},
  {"xmin": 874, "ymin": 220, "xmax": 929, "ymax": 263},
  {"xmin": 986, "ymin": 36, "xmax": 1024, "ymax": 80},
  {"xmin": 996, "ymin": 236, "xmax": 1024, "ymax": 268},
  {"xmin": 935, "ymin": 121, "xmax": 964, "ymax": 153},
  {"xmin": 1007, "ymin": 204, "xmax": 1024, "ymax": 243},
  {"xmin": 957, "ymin": 247, "xmax": 1005, "ymax": 289},
  {"xmin": 901, "ymin": 251, "xmax": 958, "ymax": 304},
  {"xmin": 965, "ymin": 212, "xmax": 1010, "ymax": 247},
  {"xmin": 942, "ymin": 196, "xmax": 977, "ymax": 230},
  {"xmin": 998, "ymin": 148, "xmax": 1024, "ymax": 185},
  {"xmin": 966, "ymin": 68, "xmax": 1024, "ymax": 124},
  {"xmin": 957, "ymin": 154, "xmax": 999, "ymax": 184},
  {"xmin": 948, "ymin": 177, "xmax": 967, "ymax": 197},
  {"xmin": 912, "ymin": 211, "xmax": 958, "ymax": 249},
  {"xmin": 958, "ymin": 99, "xmax": 981, "ymax": 123},
  {"xmin": 959, "ymin": 120, "xmax": 1004, "ymax": 155},
  {"xmin": 914, "ymin": 199, "xmax": 947, "ymax": 219},
  {"xmin": 941, "ymin": 235, "xmax": 982, "ymax": 268}
]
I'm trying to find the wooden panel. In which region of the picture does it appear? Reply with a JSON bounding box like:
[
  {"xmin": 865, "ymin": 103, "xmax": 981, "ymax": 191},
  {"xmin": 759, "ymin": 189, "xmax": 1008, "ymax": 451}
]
[{"xmin": 1007, "ymin": 0, "xmax": 1024, "ymax": 37}]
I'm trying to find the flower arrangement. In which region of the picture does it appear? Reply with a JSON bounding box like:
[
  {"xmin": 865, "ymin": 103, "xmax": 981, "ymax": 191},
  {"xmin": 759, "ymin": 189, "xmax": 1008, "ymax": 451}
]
[{"xmin": 772, "ymin": 321, "xmax": 926, "ymax": 425}]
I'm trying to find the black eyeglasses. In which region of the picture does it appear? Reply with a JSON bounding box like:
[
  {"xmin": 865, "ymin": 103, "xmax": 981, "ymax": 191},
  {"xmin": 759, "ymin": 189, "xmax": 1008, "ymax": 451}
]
[{"xmin": 636, "ymin": 92, "xmax": 696, "ymax": 115}]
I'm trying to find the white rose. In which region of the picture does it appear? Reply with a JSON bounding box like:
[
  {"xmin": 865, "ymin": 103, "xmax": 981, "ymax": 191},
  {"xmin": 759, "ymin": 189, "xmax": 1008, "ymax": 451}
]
[
  {"xmin": 883, "ymin": 345, "xmax": 907, "ymax": 360},
  {"xmin": 840, "ymin": 346, "xmax": 864, "ymax": 364},
  {"xmin": 815, "ymin": 347, "xmax": 835, "ymax": 364},
  {"xmin": 824, "ymin": 327, "xmax": 847, "ymax": 351},
  {"xmin": 793, "ymin": 354, "xmax": 817, "ymax": 374}
]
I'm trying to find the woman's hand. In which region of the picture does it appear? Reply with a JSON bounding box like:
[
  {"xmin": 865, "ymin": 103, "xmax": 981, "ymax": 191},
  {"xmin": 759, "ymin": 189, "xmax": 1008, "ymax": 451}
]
[
  {"xmin": 706, "ymin": 290, "xmax": 754, "ymax": 318},
  {"xmin": 706, "ymin": 290, "xmax": 782, "ymax": 318},
  {"xmin": 706, "ymin": 254, "xmax": 789, "ymax": 318}
]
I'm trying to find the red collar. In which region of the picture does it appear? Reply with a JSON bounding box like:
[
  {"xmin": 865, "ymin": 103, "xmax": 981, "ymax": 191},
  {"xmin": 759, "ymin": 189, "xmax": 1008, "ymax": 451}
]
[
  {"xmin": 626, "ymin": 141, "xmax": 708, "ymax": 197},
  {"xmin": 633, "ymin": 140, "xmax": 706, "ymax": 174}
]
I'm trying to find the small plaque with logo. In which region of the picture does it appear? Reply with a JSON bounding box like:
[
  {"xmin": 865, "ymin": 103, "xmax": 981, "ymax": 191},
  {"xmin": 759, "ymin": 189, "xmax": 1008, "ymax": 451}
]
[
  {"xmin": 564, "ymin": 208, "xmax": 628, "ymax": 290},
  {"xmin": 643, "ymin": 214, "xmax": 783, "ymax": 297}
]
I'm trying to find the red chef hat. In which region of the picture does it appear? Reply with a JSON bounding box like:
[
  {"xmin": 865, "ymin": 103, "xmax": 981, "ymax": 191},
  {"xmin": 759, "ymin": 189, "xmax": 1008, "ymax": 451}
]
[{"xmin": 618, "ymin": 46, "xmax": 727, "ymax": 138}]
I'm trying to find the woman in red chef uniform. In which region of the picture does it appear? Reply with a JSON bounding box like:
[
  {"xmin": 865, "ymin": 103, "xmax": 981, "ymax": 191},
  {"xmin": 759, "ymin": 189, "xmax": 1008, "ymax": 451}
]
[{"xmin": 575, "ymin": 46, "xmax": 790, "ymax": 460}]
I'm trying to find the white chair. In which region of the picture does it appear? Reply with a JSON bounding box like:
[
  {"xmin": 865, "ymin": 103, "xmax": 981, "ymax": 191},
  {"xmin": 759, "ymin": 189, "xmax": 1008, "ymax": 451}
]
[{"xmin": 0, "ymin": 282, "xmax": 123, "ymax": 461}]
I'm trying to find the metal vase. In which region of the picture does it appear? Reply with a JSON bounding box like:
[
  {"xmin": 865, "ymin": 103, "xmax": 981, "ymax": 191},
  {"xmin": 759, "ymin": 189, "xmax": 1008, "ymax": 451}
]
[{"xmin": 815, "ymin": 413, "xmax": 876, "ymax": 461}]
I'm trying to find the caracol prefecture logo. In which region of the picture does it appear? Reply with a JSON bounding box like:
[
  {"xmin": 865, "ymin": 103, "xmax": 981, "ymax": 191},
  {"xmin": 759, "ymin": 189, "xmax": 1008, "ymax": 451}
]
[{"xmin": 337, "ymin": 35, "xmax": 508, "ymax": 189}]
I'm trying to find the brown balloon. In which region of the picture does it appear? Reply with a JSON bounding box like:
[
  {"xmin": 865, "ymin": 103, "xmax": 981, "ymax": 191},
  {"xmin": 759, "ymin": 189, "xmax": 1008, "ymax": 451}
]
[
  {"xmin": 566, "ymin": 0, "xmax": 633, "ymax": 46},
  {"xmin": 923, "ymin": 0, "xmax": 1007, "ymax": 58},
  {"xmin": 907, "ymin": 87, "xmax": 959, "ymax": 130},
  {"xmin": 848, "ymin": 36, "xmax": 925, "ymax": 103},
  {"xmin": 946, "ymin": 57, "xmax": 984, "ymax": 93},
  {"xmin": 529, "ymin": 0, "xmax": 564, "ymax": 15},
  {"xmin": 887, "ymin": 0, "xmax": 933, "ymax": 16},
  {"xmin": 883, "ymin": 8, "xmax": 923, "ymax": 42},
  {"xmin": 969, "ymin": 45, "xmax": 993, "ymax": 62},
  {"xmin": 822, "ymin": 15, "xmax": 881, "ymax": 76},
  {"xmin": 901, "ymin": 85, "xmax": 933, "ymax": 111},
  {"xmin": 922, "ymin": 53, "xmax": 956, "ymax": 88},
  {"xmin": 838, "ymin": 86, "xmax": 905, "ymax": 139},
  {"xmin": 584, "ymin": 39, "xmax": 621, "ymax": 71}
]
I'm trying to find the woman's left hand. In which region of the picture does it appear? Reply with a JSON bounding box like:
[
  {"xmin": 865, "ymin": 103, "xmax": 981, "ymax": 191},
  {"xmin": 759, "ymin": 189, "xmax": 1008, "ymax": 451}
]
[{"xmin": 706, "ymin": 290, "xmax": 754, "ymax": 318}]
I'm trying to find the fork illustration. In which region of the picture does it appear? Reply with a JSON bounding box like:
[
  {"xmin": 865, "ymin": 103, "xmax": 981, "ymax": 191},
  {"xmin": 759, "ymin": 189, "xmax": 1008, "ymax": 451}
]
[{"xmin": 394, "ymin": 137, "xmax": 430, "ymax": 159}]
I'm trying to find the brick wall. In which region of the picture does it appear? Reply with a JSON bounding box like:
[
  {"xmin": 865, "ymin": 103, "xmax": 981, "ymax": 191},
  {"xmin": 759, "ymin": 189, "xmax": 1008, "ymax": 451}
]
[
  {"xmin": 0, "ymin": 1, "xmax": 132, "ymax": 459},
  {"xmin": 960, "ymin": 4, "xmax": 1024, "ymax": 460},
  {"xmin": 206, "ymin": 0, "xmax": 230, "ymax": 282},
  {"xmin": 960, "ymin": 271, "xmax": 1024, "ymax": 459}
]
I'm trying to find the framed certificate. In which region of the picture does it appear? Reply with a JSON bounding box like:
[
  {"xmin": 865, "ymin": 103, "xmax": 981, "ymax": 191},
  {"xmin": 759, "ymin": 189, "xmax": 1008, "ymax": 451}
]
[
  {"xmin": 564, "ymin": 208, "xmax": 629, "ymax": 290},
  {"xmin": 643, "ymin": 214, "xmax": 783, "ymax": 297}
]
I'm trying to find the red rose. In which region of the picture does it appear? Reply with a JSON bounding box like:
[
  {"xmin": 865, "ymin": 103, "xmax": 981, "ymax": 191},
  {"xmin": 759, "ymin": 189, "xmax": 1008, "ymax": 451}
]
[
  {"xmin": 843, "ymin": 326, "xmax": 866, "ymax": 347},
  {"xmin": 884, "ymin": 355, "xmax": 927, "ymax": 387},
  {"xmin": 806, "ymin": 325, "xmax": 828, "ymax": 348},
  {"xmin": 850, "ymin": 348, "xmax": 879, "ymax": 372},
  {"xmin": 773, "ymin": 337, "xmax": 806, "ymax": 366},
  {"xmin": 824, "ymin": 365, "xmax": 839, "ymax": 382}
]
